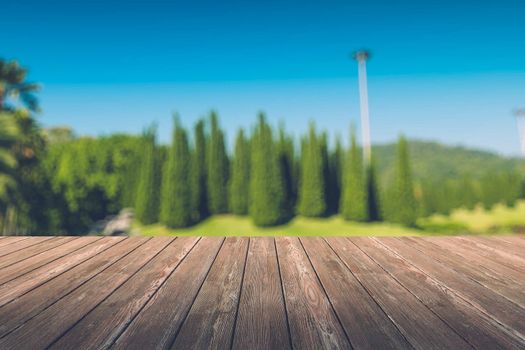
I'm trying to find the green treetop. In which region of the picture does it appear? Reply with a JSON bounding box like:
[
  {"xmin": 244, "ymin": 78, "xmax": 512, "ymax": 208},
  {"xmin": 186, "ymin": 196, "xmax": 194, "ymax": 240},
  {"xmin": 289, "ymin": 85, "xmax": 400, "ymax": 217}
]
[
  {"xmin": 340, "ymin": 126, "xmax": 368, "ymax": 221},
  {"xmin": 249, "ymin": 113, "xmax": 285, "ymax": 226},
  {"xmin": 206, "ymin": 112, "xmax": 229, "ymax": 214},
  {"xmin": 229, "ymin": 128, "xmax": 250, "ymax": 215},
  {"xmin": 297, "ymin": 123, "xmax": 326, "ymax": 217},
  {"xmin": 392, "ymin": 135, "xmax": 417, "ymax": 226},
  {"xmin": 134, "ymin": 125, "xmax": 159, "ymax": 224}
]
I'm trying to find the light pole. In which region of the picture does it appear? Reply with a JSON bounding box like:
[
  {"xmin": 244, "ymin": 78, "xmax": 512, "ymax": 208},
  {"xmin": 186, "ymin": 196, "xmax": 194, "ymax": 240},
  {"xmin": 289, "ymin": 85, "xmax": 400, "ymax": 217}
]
[
  {"xmin": 514, "ymin": 108, "xmax": 525, "ymax": 156},
  {"xmin": 353, "ymin": 50, "xmax": 372, "ymax": 165}
]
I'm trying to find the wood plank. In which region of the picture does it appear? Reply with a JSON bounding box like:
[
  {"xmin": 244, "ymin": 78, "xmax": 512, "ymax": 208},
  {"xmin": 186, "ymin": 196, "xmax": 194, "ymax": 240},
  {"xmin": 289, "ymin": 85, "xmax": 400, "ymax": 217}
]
[
  {"xmin": 472, "ymin": 236, "xmax": 525, "ymax": 259},
  {"xmin": 377, "ymin": 237, "xmax": 525, "ymax": 341},
  {"xmin": 171, "ymin": 237, "xmax": 249, "ymax": 350},
  {"xmin": 327, "ymin": 237, "xmax": 472, "ymax": 350},
  {"xmin": 423, "ymin": 236, "xmax": 525, "ymax": 275},
  {"xmin": 0, "ymin": 237, "xmax": 105, "ymax": 290},
  {"xmin": 0, "ymin": 237, "xmax": 171, "ymax": 349},
  {"xmin": 456, "ymin": 236, "xmax": 525, "ymax": 272},
  {"xmin": 0, "ymin": 236, "xmax": 54, "ymax": 258},
  {"xmin": 496, "ymin": 236, "xmax": 525, "ymax": 248},
  {"xmin": 0, "ymin": 237, "xmax": 130, "ymax": 336},
  {"xmin": 355, "ymin": 237, "xmax": 524, "ymax": 350},
  {"xmin": 0, "ymin": 237, "xmax": 28, "ymax": 248},
  {"xmin": 301, "ymin": 237, "xmax": 410, "ymax": 350},
  {"xmin": 404, "ymin": 237, "xmax": 525, "ymax": 309},
  {"xmin": 231, "ymin": 237, "xmax": 291, "ymax": 350},
  {"xmin": 0, "ymin": 237, "xmax": 76, "ymax": 269},
  {"xmin": 112, "ymin": 237, "xmax": 225, "ymax": 350},
  {"xmin": 50, "ymin": 237, "xmax": 200, "ymax": 350},
  {"xmin": 275, "ymin": 237, "xmax": 351, "ymax": 350},
  {"xmin": 0, "ymin": 236, "xmax": 522, "ymax": 349}
]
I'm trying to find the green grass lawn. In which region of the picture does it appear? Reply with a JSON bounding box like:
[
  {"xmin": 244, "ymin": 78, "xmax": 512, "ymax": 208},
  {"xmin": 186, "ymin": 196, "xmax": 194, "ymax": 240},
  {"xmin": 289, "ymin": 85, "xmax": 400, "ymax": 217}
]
[
  {"xmin": 132, "ymin": 200, "xmax": 525, "ymax": 237},
  {"xmin": 133, "ymin": 215, "xmax": 424, "ymax": 237},
  {"xmin": 420, "ymin": 200, "xmax": 525, "ymax": 234}
]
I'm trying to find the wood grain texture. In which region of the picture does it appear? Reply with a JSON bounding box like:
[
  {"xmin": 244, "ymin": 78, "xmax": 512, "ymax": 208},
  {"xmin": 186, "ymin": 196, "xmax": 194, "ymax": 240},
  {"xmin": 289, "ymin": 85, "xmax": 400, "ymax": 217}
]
[
  {"xmin": 0, "ymin": 237, "xmax": 75, "ymax": 269},
  {"xmin": 406, "ymin": 237, "xmax": 525, "ymax": 308},
  {"xmin": 0, "ymin": 237, "xmax": 169, "ymax": 349},
  {"xmin": 301, "ymin": 237, "xmax": 410, "ymax": 350},
  {"xmin": 112, "ymin": 237, "xmax": 224, "ymax": 350},
  {"xmin": 50, "ymin": 237, "xmax": 200, "ymax": 350},
  {"xmin": 0, "ymin": 236, "xmax": 53, "ymax": 258},
  {"xmin": 496, "ymin": 236, "xmax": 525, "ymax": 247},
  {"xmin": 471, "ymin": 236, "xmax": 525, "ymax": 259},
  {"xmin": 231, "ymin": 237, "xmax": 291, "ymax": 350},
  {"xmin": 0, "ymin": 238, "xmax": 147, "ymax": 337},
  {"xmin": 422, "ymin": 236, "xmax": 525, "ymax": 276},
  {"xmin": 377, "ymin": 237, "xmax": 525, "ymax": 341},
  {"xmin": 358, "ymin": 237, "xmax": 524, "ymax": 350},
  {"xmin": 276, "ymin": 237, "xmax": 351, "ymax": 350},
  {"xmin": 0, "ymin": 237, "xmax": 123, "ymax": 310},
  {"xmin": 172, "ymin": 237, "xmax": 249, "ymax": 350},
  {"xmin": 0, "ymin": 236, "xmax": 523, "ymax": 349},
  {"xmin": 0, "ymin": 237, "xmax": 101, "ymax": 286},
  {"xmin": 330, "ymin": 237, "xmax": 472, "ymax": 350},
  {"xmin": 0, "ymin": 237, "xmax": 29, "ymax": 248},
  {"xmin": 456, "ymin": 236, "xmax": 525, "ymax": 272}
]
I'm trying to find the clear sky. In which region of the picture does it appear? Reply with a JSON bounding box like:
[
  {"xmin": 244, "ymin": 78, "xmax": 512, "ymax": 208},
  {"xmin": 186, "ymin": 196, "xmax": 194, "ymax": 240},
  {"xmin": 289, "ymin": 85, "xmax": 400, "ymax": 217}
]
[{"xmin": 2, "ymin": 0, "xmax": 525, "ymax": 154}]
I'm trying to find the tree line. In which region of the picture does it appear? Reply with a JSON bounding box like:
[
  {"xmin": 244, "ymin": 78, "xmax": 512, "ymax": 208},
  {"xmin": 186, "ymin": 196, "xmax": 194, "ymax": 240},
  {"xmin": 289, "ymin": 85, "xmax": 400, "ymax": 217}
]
[
  {"xmin": 2, "ymin": 111, "xmax": 524, "ymax": 234},
  {"xmin": 125, "ymin": 112, "xmax": 523, "ymax": 230},
  {"xmin": 1, "ymin": 58, "xmax": 524, "ymax": 234}
]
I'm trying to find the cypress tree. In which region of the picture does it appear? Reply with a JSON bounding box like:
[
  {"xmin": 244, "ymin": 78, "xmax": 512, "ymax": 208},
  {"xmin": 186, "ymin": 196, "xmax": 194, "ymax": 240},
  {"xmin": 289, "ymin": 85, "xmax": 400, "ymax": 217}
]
[
  {"xmin": 207, "ymin": 112, "xmax": 229, "ymax": 214},
  {"xmin": 249, "ymin": 113, "xmax": 285, "ymax": 226},
  {"xmin": 328, "ymin": 136, "xmax": 343, "ymax": 215},
  {"xmin": 366, "ymin": 157, "xmax": 381, "ymax": 221},
  {"xmin": 160, "ymin": 118, "xmax": 192, "ymax": 227},
  {"xmin": 229, "ymin": 128, "xmax": 250, "ymax": 215},
  {"xmin": 340, "ymin": 127, "xmax": 367, "ymax": 221},
  {"xmin": 134, "ymin": 125, "xmax": 159, "ymax": 224},
  {"xmin": 320, "ymin": 132, "xmax": 332, "ymax": 214},
  {"xmin": 393, "ymin": 135, "xmax": 417, "ymax": 226},
  {"xmin": 277, "ymin": 123, "xmax": 295, "ymax": 218},
  {"xmin": 119, "ymin": 137, "xmax": 143, "ymax": 209},
  {"xmin": 190, "ymin": 119, "xmax": 208, "ymax": 221},
  {"xmin": 297, "ymin": 123, "xmax": 326, "ymax": 217}
]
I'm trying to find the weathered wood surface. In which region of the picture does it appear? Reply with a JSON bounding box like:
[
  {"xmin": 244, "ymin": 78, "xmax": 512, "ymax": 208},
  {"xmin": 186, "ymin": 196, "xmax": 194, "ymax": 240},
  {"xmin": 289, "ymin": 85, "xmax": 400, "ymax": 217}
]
[{"xmin": 0, "ymin": 235, "xmax": 523, "ymax": 349}]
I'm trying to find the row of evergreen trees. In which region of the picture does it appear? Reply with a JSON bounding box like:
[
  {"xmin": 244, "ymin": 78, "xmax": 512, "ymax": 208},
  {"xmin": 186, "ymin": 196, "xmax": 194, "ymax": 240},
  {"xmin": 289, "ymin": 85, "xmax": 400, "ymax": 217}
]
[
  {"xmin": 9, "ymin": 112, "xmax": 523, "ymax": 234},
  {"xmin": 132, "ymin": 112, "xmax": 428, "ymax": 228}
]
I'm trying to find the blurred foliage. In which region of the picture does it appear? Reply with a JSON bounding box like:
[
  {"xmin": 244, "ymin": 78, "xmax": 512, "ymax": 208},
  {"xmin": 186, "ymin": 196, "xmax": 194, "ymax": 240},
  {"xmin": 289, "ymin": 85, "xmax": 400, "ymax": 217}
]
[
  {"xmin": 1, "ymin": 112, "xmax": 524, "ymax": 234},
  {"xmin": 0, "ymin": 59, "xmax": 39, "ymax": 112},
  {"xmin": 373, "ymin": 140, "xmax": 525, "ymax": 184},
  {"xmin": 340, "ymin": 126, "xmax": 367, "ymax": 221},
  {"xmin": 0, "ymin": 112, "xmax": 19, "ymax": 208},
  {"xmin": 1, "ymin": 59, "xmax": 524, "ymax": 235},
  {"xmin": 160, "ymin": 117, "xmax": 192, "ymax": 228},
  {"xmin": 298, "ymin": 123, "xmax": 326, "ymax": 217},
  {"xmin": 249, "ymin": 113, "xmax": 286, "ymax": 226},
  {"xmin": 229, "ymin": 128, "xmax": 250, "ymax": 215},
  {"xmin": 43, "ymin": 134, "xmax": 144, "ymax": 233},
  {"xmin": 207, "ymin": 111, "xmax": 229, "ymax": 214}
]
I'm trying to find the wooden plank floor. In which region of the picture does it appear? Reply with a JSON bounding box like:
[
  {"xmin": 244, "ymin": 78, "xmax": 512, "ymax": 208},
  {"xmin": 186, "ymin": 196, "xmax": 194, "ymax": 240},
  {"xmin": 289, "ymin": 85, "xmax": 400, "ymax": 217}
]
[{"xmin": 0, "ymin": 236, "xmax": 523, "ymax": 350}]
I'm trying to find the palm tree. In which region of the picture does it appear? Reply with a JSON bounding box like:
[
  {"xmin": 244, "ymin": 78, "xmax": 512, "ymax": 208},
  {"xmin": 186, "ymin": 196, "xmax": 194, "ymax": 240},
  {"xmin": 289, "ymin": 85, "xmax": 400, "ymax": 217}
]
[
  {"xmin": 0, "ymin": 59, "xmax": 40, "ymax": 112},
  {"xmin": 0, "ymin": 112, "xmax": 19, "ymax": 205},
  {"xmin": 0, "ymin": 59, "xmax": 38, "ymax": 233}
]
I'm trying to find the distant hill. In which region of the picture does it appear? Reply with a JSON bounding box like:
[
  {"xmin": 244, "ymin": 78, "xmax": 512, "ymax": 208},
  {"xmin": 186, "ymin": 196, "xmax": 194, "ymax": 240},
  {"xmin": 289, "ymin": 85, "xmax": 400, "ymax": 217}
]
[{"xmin": 372, "ymin": 140, "xmax": 525, "ymax": 185}]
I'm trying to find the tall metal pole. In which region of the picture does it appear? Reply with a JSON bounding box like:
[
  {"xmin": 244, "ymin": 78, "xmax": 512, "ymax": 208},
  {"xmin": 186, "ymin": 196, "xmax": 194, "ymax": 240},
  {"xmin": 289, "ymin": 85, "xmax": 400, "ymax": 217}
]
[
  {"xmin": 353, "ymin": 50, "xmax": 372, "ymax": 165},
  {"xmin": 514, "ymin": 108, "xmax": 525, "ymax": 156}
]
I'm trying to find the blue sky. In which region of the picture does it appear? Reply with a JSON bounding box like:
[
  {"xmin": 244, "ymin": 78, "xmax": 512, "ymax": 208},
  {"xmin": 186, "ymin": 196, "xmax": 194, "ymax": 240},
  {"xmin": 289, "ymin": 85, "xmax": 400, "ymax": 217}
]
[{"xmin": 2, "ymin": 0, "xmax": 525, "ymax": 154}]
